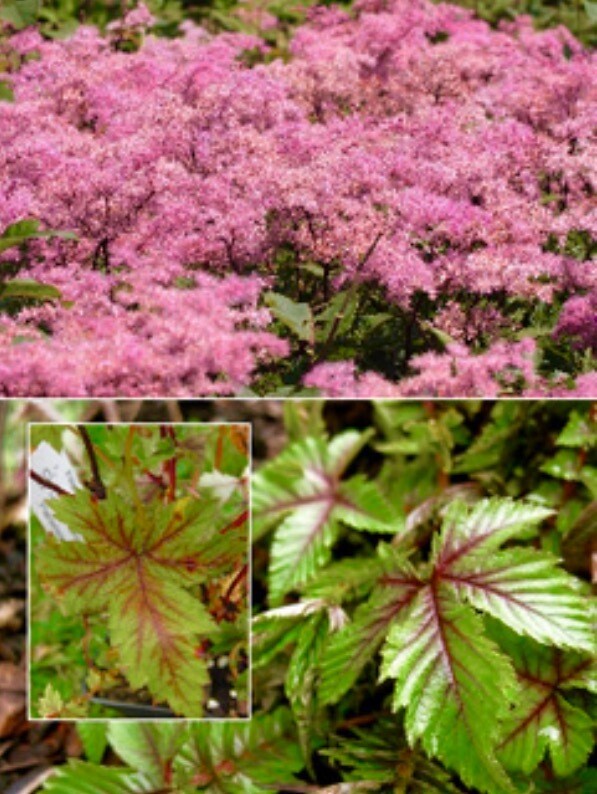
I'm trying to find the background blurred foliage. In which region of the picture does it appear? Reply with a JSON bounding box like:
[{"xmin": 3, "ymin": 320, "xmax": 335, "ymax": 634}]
[{"xmin": 0, "ymin": 0, "xmax": 595, "ymax": 46}]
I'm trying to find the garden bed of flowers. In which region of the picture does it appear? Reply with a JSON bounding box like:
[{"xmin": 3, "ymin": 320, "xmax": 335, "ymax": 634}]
[{"xmin": 0, "ymin": 0, "xmax": 595, "ymax": 396}]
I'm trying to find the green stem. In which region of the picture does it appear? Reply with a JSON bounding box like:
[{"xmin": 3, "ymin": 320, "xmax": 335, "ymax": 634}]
[{"xmin": 316, "ymin": 233, "xmax": 383, "ymax": 363}]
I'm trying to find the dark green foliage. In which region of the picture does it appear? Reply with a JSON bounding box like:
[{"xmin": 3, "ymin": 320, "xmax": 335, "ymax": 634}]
[
  {"xmin": 0, "ymin": 219, "xmax": 75, "ymax": 315},
  {"xmin": 0, "ymin": 1, "xmax": 595, "ymax": 45},
  {"xmin": 43, "ymin": 710, "xmax": 303, "ymax": 792},
  {"xmin": 42, "ymin": 401, "xmax": 596, "ymax": 794},
  {"xmin": 251, "ymin": 401, "xmax": 596, "ymax": 793},
  {"xmin": 438, "ymin": 0, "xmax": 597, "ymax": 47}
]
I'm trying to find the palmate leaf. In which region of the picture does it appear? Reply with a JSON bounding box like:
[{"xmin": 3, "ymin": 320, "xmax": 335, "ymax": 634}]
[
  {"xmin": 253, "ymin": 431, "xmax": 401, "ymax": 604},
  {"xmin": 436, "ymin": 499, "xmax": 594, "ymax": 652},
  {"xmin": 492, "ymin": 625, "xmax": 596, "ymax": 777},
  {"xmin": 253, "ymin": 430, "xmax": 370, "ymax": 534},
  {"xmin": 36, "ymin": 488, "xmax": 247, "ymax": 716},
  {"xmin": 174, "ymin": 708, "xmax": 304, "ymax": 792},
  {"xmin": 376, "ymin": 499, "xmax": 594, "ymax": 793},
  {"xmin": 319, "ymin": 554, "xmax": 422, "ymax": 706}
]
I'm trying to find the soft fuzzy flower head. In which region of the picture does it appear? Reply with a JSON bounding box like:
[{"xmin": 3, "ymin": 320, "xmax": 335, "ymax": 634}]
[
  {"xmin": 0, "ymin": 0, "xmax": 594, "ymax": 397},
  {"xmin": 304, "ymin": 362, "xmax": 399, "ymax": 397},
  {"xmin": 122, "ymin": 3, "xmax": 156, "ymax": 30},
  {"xmin": 554, "ymin": 294, "xmax": 597, "ymax": 352}
]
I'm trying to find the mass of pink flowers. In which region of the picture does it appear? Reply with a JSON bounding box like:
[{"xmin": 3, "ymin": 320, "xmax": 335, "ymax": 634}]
[{"xmin": 0, "ymin": 0, "xmax": 594, "ymax": 396}]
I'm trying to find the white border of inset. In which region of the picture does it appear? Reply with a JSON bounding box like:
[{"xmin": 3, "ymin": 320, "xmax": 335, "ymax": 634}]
[{"xmin": 27, "ymin": 419, "xmax": 253, "ymax": 723}]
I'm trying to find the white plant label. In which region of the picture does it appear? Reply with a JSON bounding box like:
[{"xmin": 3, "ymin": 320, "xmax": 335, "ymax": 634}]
[{"xmin": 30, "ymin": 441, "xmax": 82, "ymax": 541}]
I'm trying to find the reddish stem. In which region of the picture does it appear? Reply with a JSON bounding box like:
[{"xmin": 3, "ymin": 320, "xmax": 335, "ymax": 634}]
[
  {"xmin": 30, "ymin": 470, "xmax": 69, "ymax": 497},
  {"xmin": 78, "ymin": 426, "xmax": 107, "ymax": 500},
  {"xmin": 160, "ymin": 425, "xmax": 177, "ymax": 502},
  {"xmin": 224, "ymin": 563, "xmax": 248, "ymax": 601},
  {"xmin": 219, "ymin": 510, "xmax": 249, "ymax": 535}
]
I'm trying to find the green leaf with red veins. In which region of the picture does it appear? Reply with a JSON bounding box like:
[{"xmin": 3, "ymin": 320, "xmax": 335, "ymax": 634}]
[
  {"xmin": 443, "ymin": 547, "xmax": 595, "ymax": 652},
  {"xmin": 433, "ymin": 499, "xmax": 555, "ymax": 567},
  {"xmin": 108, "ymin": 578, "xmax": 213, "ymax": 715},
  {"xmin": 494, "ymin": 628, "xmax": 596, "ymax": 777},
  {"xmin": 435, "ymin": 500, "xmax": 595, "ymax": 653},
  {"xmin": 174, "ymin": 708, "xmax": 303, "ymax": 792},
  {"xmin": 108, "ymin": 722, "xmax": 186, "ymax": 788},
  {"xmin": 380, "ymin": 586, "xmax": 519, "ymax": 794},
  {"xmin": 375, "ymin": 498, "xmax": 594, "ymax": 792},
  {"xmin": 253, "ymin": 431, "xmax": 400, "ymax": 604},
  {"xmin": 35, "ymin": 488, "xmax": 246, "ymax": 716},
  {"xmin": 42, "ymin": 760, "xmax": 148, "ymax": 794},
  {"xmin": 319, "ymin": 563, "xmax": 422, "ymax": 706},
  {"xmin": 334, "ymin": 475, "xmax": 404, "ymax": 533},
  {"xmin": 252, "ymin": 430, "xmax": 374, "ymax": 537}
]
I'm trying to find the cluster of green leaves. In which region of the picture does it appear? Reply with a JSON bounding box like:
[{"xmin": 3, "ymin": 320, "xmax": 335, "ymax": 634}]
[
  {"xmin": 43, "ymin": 709, "xmax": 304, "ymax": 792},
  {"xmin": 0, "ymin": 219, "xmax": 75, "ymax": 314},
  {"xmin": 251, "ymin": 401, "xmax": 596, "ymax": 793},
  {"xmin": 0, "ymin": 0, "xmax": 312, "ymax": 41},
  {"xmin": 252, "ymin": 243, "xmax": 437, "ymax": 395},
  {"xmin": 0, "ymin": 0, "xmax": 595, "ymax": 45},
  {"xmin": 39, "ymin": 402, "xmax": 595, "ymax": 793},
  {"xmin": 253, "ymin": 211, "xmax": 596, "ymax": 394},
  {"xmin": 31, "ymin": 423, "xmax": 249, "ymax": 718},
  {"xmin": 255, "ymin": 269, "xmax": 597, "ymax": 398}
]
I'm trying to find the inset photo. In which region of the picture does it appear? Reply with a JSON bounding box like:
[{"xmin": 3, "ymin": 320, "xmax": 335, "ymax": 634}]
[{"xmin": 28, "ymin": 422, "xmax": 250, "ymax": 720}]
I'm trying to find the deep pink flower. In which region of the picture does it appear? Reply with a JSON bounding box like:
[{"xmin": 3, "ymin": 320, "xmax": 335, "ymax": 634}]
[{"xmin": 0, "ymin": 0, "xmax": 594, "ymax": 396}]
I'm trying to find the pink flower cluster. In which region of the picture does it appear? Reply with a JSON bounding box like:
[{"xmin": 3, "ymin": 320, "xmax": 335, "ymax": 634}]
[{"xmin": 0, "ymin": 0, "xmax": 594, "ymax": 396}]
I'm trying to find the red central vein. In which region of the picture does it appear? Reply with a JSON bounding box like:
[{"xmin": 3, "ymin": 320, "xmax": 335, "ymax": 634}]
[
  {"xmin": 130, "ymin": 557, "xmax": 196, "ymax": 706},
  {"xmin": 443, "ymin": 571, "xmax": 548, "ymax": 619},
  {"xmin": 297, "ymin": 498, "xmax": 336, "ymax": 562},
  {"xmin": 497, "ymin": 690, "xmax": 555, "ymax": 749},
  {"xmin": 50, "ymin": 553, "xmax": 133, "ymax": 593}
]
